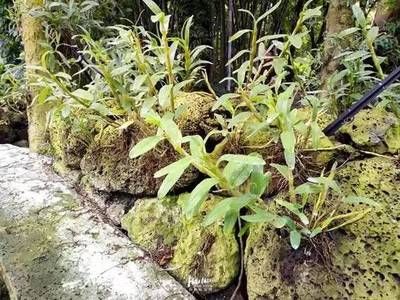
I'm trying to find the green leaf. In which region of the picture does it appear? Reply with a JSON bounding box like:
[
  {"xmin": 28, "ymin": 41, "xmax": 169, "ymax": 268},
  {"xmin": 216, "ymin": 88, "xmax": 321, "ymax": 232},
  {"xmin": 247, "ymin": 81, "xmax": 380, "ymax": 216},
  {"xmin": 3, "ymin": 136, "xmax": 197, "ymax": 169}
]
[
  {"xmin": 228, "ymin": 112, "xmax": 252, "ymax": 129},
  {"xmin": 281, "ymin": 130, "xmax": 296, "ymax": 154},
  {"xmin": 367, "ymin": 26, "xmax": 379, "ymax": 44},
  {"xmin": 308, "ymin": 177, "xmax": 341, "ymax": 193},
  {"xmin": 72, "ymin": 88, "xmax": 93, "ymax": 101},
  {"xmin": 311, "ymin": 122, "xmax": 322, "ymax": 148},
  {"xmin": 352, "ymin": 4, "xmax": 366, "ymax": 28},
  {"xmin": 344, "ymin": 50, "xmax": 369, "ymax": 62},
  {"xmin": 223, "ymin": 161, "xmax": 253, "ymax": 187},
  {"xmin": 342, "ymin": 196, "xmax": 380, "ymax": 207},
  {"xmin": 272, "ymin": 57, "xmax": 286, "ymax": 75},
  {"xmin": 338, "ymin": 27, "xmax": 359, "ymax": 38},
  {"xmin": 154, "ymin": 156, "xmax": 191, "ymax": 178},
  {"xmin": 158, "ymin": 84, "xmax": 173, "ymax": 109},
  {"xmin": 302, "ymin": 7, "xmax": 322, "ymax": 21},
  {"xmin": 288, "ymin": 34, "xmax": 303, "ymax": 49},
  {"xmin": 183, "ymin": 135, "xmax": 205, "ymax": 157},
  {"xmin": 276, "ymin": 199, "xmax": 309, "ymax": 225},
  {"xmin": 271, "ymin": 163, "xmax": 290, "ymax": 180},
  {"xmin": 230, "ymin": 194, "xmax": 257, "ymax": 211},
  {"xmin": 309, "ymin": 227, "xmax": 322, "ymax": 238},
  {"xmin": 281, "ymin": 130, "xmax": 296, "ymax": 170},
  {"xmin": 160, "ymin": 115, "xmax": 182, "ymax": 147},
  {"xmin": 129, "ymin": 136, "xmax": 163, "ymax": 159},
  {"xmin": 250, "ymin": 168, "xmax": 271, "ymax": 197},
  {"xmin": 184, "ymin": 178, "xmax": 219, "ymax": 217},
  {"xmin": 236, "ymin": 61, "xmax": 249, "ymax": 87},
  {"xmin": 223, "ymin": 210, "xmax": 238, "ymax": 234},
  {"xmin": 90, "ymin": 103, "xmax": 110, "ymax": 116},
  {"xmin": 229, "ymin": 29, "xmax": 252, "ymax": 42},
  {"xmin": 256, "ymin": 0, "xmax": 282, "ymax": 23},
  {"xmin": 156, "ymin": 157, "xmax": 192, "ymax": 198},
  {"xmin": 294, "ymin": 182, "xmax": 321, "ymax": 195},
  {"xmin": 111, "ymin": 65, "xmax": 131, "ymax": 76},
  {"xmin": 226, "ymin": 49, "xmax": 250, "ymax": 66},
  {"xmin": 218, "ymin": 154, "xmax": 266, "ymax": 166},
  {"xmin": 242, "ymin": 207, "xmax": 287, "ymax": 228},
  {"xmin": 290, "ymin": 230, "xmax": 301, "ymax": 250},
  {"xmin": 212, "ymin": 93, "xmax": 238, "ymax": 112},
  {"xmin": 203, "ymin": 198, "xmax": 233, "ymax": 226},
  {"xmin": 143, "ymin": 0, "xmax": 162, "ymax": 14}
]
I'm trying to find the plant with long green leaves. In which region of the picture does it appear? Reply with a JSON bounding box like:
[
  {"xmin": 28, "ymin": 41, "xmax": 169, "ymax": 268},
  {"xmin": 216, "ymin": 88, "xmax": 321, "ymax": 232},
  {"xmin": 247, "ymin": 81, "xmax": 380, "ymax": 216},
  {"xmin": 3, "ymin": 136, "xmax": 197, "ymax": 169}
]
[
  {"xmin": 243, "ymin": 162, "xmax": 379, "ymax": 249},
  {"xmin": 129, "ymin": 111, "xmax": 273, "ymax": 233},
  {"xmin": 130, "ymin": 112, "xmax": 377, "ymax": 250},
  {"xmin": 33, "ymin": 4, "xmax": 209, "ymax": 128}
]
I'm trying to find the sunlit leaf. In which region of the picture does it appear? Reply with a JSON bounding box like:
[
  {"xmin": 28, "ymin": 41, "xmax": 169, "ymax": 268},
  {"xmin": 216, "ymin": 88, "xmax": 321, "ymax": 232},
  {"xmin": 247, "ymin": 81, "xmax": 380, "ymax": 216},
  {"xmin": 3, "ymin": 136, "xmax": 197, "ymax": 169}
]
[
  {"xmin": 229, "ymin": 29, "xmax": 252, "ymax": 42},
  {"xmin": 129, "ymin": 136, "xmax": 164, "ymax": 159},
  {"xmin": 290, "ymin": 230, "xmax": 301, "ymax": 249},
  {"xmin": 184, "ymin": 178, "xmax": 219, "ymax": 217},
  {"xmin": 218, "ymin": 154, "xmax": 265, "ymax": 166}
]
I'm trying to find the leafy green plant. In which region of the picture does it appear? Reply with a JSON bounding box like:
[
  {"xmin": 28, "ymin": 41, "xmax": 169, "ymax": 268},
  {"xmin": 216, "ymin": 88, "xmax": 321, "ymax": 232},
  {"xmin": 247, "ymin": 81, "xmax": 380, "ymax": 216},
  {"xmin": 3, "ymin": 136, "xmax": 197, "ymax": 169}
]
[
  {"xmin": 129, "ymin": 111, "xmax": 272, "ymax": 233},
  {"xmin": 0, "ymin": 63, "xmax": 27, "ymax": 111},
  {"xmin": 33, "ymin": 2, "xmax": 209, "ymax": 129},
  {"xmin": 244, "ymin": 163, "xmax": 379, "ymax": 249}
]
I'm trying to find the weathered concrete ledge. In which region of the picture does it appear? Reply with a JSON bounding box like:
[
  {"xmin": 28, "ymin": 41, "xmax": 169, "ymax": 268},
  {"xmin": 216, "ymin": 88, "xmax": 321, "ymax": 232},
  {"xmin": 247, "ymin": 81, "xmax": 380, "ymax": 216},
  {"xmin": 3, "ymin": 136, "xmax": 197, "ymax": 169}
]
[{"xmin": 0, "ymin": 144, "xmax": 194, "ymax": 300}]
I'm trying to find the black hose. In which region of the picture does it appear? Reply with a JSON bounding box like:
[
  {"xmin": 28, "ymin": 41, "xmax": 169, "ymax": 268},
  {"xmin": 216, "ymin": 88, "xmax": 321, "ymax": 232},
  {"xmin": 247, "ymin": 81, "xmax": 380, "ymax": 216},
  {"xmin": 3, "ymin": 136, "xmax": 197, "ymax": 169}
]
[{"xmin": 323, "ymin": 66, "xmax": 400, "ymax": 136}]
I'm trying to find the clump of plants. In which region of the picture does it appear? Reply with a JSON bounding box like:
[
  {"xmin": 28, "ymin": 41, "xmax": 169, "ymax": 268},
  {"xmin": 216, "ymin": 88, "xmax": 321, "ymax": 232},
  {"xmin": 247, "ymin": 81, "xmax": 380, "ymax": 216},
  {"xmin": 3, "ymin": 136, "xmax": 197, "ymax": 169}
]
[
  {"xmin": 130, "ymin": 0, "xmax": 378, "ymax": 253},
  {"xmin": 32, "ymin": 0, "xmax": 385, "ymax": 285}
]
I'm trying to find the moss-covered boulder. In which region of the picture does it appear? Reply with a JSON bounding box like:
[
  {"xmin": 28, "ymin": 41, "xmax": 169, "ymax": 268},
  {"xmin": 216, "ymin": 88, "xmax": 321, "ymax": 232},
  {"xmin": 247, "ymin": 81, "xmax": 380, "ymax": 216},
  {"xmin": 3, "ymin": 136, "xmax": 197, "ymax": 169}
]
[
  {"xmin": 245, "ymin": 157, "xmax": 400, "ymax": 299},
  {"xmin": 80, "ymin": 125, "xmax": 198, "ymax": 196},
  {"xmin": 81, "ymin": 93, "xmax": 216, "ymax": 196},
  {"xmin": 121, "ymin": 194, "xmax": 240, "ymax": 294},
  {"xmin": 340, "ymin": 107, "xmax": 400, "ymax": 153},
  {"xmin": 49, "ymin": 113, "xmax": 94, "ymax": 170},
  {"xmin": 175, "ymin": 92, "xmax": 217, "ymax": 136}
]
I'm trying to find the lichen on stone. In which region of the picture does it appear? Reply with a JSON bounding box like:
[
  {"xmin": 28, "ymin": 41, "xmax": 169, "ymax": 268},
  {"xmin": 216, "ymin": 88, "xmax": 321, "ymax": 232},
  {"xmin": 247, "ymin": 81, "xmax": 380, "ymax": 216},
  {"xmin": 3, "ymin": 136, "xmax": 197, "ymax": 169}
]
[
  {"xmin": 174, "ymin": 92, "xmax": 217, "ymax": 136},
  {"xmin": 80, "ymin": 92, "xmax": 217, "ymax": 197},
  {"xmin": 121, "ymin": 194, "xmax": 240, "ymax": 294},
  {"xmin": 340, "ymin": 107, "xmax": 400, "ymax": 153},
  {"xmin": 49, "ymin": 112, "xmax": 94, "ymax": 169},
  {"xmin": 245, "ymin": 157, "xmax": 400, "ymax": 299},
  {"xmin": 81, "ymin": 124, "xmax": 198, "ymax": 196}
]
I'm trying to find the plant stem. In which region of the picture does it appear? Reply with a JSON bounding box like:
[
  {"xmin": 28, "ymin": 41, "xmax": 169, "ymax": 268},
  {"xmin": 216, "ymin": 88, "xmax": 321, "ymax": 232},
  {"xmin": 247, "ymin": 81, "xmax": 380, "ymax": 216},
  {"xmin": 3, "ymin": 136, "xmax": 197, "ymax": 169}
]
[
  {"xmin": 288, "ymin": 170, "xmax": 296, "ymax": 202},
  {"xmin": 241, "ymin": 90, "xmax": 263, "ymax": 121},
  {"xmin": 161, "ymin": 32, "xmax": 175, "ymax": 111}
]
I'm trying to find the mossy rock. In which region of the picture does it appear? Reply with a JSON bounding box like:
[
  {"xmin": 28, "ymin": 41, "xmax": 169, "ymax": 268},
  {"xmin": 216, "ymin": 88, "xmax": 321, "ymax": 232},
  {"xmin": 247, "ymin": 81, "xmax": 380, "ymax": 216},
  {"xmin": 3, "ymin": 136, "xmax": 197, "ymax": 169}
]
[
  {"xmin": 81, "ymin": 93, "xmax": 216, "ymax": 196},
  {"xmin": 121, "ymin": 194, "xmax": 240, "ymax": 294},
  {"xmin": 49, "ymin": 113, "xmax": 94, "ymax": 169},
  {"xmin": 80, "ymin": 125, "xmax": 198, "ymax": 196},
  {"xmin": 175, "ymin": 92, "xmax": 217, "ymax": 136},
  {"xmin": 245, "ymin": 157, "xmax": 400, "ymax": 299},
  {"xmin": 340, "ymin": 107, "xmax": 400, "ymax": 153}
]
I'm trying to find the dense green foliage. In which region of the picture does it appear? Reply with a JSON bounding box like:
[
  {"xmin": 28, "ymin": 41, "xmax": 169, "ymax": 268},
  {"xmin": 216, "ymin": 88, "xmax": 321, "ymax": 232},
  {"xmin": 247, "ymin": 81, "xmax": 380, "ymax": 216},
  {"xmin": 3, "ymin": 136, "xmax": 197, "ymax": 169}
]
[{"xmin": 1, "ymin": 0, "xmax": 400, "ymax": 252}]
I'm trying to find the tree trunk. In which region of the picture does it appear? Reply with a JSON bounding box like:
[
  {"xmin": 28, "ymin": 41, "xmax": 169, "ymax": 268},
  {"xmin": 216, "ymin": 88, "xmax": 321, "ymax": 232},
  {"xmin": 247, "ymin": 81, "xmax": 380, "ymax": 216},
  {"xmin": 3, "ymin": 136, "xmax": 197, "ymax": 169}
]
[
  {"xmin": 320, "ymin": 0, "xmax": 354, "ymax": 87},
  {"xmin": 19, "ymin": 0, "xmax": 49, "ymax": 153}
]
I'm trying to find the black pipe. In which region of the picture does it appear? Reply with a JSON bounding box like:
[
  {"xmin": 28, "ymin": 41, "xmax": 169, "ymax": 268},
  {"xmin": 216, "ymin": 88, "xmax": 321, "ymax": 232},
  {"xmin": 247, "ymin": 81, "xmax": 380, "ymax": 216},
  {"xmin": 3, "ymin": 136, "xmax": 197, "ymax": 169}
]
[{"xmin": 323, "ymin": 66, "xmax": 400, "ymax": 136}]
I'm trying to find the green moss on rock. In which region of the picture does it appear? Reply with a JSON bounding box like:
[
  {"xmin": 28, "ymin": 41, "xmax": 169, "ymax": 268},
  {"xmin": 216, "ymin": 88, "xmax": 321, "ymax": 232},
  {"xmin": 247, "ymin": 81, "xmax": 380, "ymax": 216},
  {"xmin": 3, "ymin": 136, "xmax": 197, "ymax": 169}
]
[
  {"xmin": 49, "ymin": 113, "xmax": 94, "ymax": 169},
  {"xmin": 340, "ymin": 107, "xmax": 400, "ymax": 153},
  {"xmin": 245, "ymin": 157, "xmax": 400, "ymax": 299},
  {"xmin": 175, "ymin": 92, "xmax": 217, "ymax": 136},
  {"xmin": 81, "ymin": 92, "xmax": 217, "ymax": 196},
  {"xmin": 121, "ymin": 194, "xmax": 239, "ymax": 294},
  {"xmin": 81, "ymin": 125, "xmax": 198, "ymax": 196},
  {"xmin": 121, "ymin": 197, "xmax": 182, "ymax": 250}
]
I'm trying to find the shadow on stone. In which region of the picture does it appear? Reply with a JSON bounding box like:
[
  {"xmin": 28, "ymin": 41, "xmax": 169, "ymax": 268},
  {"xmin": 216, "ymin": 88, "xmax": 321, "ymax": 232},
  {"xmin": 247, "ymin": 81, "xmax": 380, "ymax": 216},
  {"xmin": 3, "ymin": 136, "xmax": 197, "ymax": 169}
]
[{"xmin": 0, "ymin": 275, "xmax": 10, "ymax": 300}]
